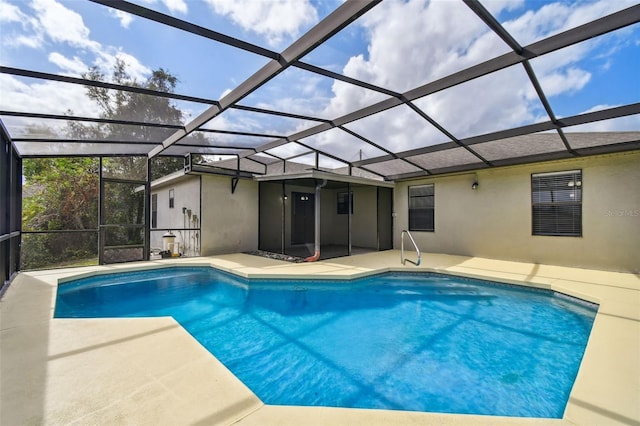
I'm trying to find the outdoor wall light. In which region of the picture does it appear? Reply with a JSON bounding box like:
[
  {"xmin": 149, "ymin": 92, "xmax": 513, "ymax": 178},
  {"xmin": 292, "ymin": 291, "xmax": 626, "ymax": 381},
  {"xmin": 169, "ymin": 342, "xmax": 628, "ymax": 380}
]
[{"xmin": 471, "ymin": 173, "xmax": 479, "ymax": 190}]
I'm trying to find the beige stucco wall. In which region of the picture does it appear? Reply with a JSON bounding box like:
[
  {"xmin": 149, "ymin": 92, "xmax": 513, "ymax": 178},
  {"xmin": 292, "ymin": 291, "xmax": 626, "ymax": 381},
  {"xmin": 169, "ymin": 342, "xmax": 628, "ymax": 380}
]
[
  {"xmin": 394, "ymin": 151, "xmax": 640, "ymax": 273},
  {"xmin": 150, "ymin": 175, "xmax": 201, "ymax": 253},
  {"xmin": 201, "ymin": 175, "xmax": 259, "ymax": 255}
]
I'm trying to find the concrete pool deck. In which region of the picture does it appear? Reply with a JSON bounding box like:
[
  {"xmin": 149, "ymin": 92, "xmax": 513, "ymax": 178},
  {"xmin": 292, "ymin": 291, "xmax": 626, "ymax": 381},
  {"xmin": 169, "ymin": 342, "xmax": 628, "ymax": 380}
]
[{"xmin": 1, "ymin": 251, "xmax": 638, "ymax": 425}]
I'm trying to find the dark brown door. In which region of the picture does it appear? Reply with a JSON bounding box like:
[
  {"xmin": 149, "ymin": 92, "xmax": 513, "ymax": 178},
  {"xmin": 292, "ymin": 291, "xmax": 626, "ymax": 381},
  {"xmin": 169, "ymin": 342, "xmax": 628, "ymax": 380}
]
[{"xmin": 291, "ymin": 192, "xmax": 314, "ymax": 244}]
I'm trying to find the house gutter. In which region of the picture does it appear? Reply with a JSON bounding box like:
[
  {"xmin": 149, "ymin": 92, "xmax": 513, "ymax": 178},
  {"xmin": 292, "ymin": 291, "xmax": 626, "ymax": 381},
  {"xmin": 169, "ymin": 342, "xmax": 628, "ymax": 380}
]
[{"xmin": 305, "ymin": 179, "xmax": 328, "ymax": 262}]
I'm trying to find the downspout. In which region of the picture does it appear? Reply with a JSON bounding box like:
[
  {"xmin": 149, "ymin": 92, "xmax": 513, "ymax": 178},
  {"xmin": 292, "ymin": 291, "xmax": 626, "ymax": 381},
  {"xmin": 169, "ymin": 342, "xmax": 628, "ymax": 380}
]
[{"xmin": 305, "ymin": 179, "xmax": 328, "ymax": 262}]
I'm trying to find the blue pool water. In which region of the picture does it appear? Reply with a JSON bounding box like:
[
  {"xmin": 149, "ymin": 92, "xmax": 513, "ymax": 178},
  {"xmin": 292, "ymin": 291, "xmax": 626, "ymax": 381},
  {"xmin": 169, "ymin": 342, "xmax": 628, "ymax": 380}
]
[{"xmin": 55, "ymin": 267, "xmax": 597, "ymax": 418}]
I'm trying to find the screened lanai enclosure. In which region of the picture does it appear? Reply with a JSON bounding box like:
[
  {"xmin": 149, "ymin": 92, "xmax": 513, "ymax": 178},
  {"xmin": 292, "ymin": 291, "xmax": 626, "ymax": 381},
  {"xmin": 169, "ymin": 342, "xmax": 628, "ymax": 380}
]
[
  {"xmin": 1, "ymin": 0, "xmax": 639, "ymax": 285},
  {"xmin": 258, "ymin": 174, "xmax": 393, "ymax": 260}
]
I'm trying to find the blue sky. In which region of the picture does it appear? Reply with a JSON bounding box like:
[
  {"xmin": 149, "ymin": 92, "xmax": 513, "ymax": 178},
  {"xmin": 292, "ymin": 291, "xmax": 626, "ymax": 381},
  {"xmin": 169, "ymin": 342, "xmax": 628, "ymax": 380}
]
[{"xmin": 0, "ymin": 0, "xmax": 638, "ymax": 159}]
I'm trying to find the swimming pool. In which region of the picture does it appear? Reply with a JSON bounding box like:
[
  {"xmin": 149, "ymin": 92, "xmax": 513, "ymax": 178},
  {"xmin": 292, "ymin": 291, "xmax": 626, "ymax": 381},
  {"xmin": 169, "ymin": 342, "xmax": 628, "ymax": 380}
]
[{"xmin": 55, "ymin": 267, "xmax": 597, "ymax": 418}]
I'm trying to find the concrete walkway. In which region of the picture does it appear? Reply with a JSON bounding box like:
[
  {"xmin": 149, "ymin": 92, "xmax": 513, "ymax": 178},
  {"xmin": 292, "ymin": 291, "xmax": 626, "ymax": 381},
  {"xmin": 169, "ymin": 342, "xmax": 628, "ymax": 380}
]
[{"xmin": 1, "ymin": 251, "xmax": 638, "ymax": 425}]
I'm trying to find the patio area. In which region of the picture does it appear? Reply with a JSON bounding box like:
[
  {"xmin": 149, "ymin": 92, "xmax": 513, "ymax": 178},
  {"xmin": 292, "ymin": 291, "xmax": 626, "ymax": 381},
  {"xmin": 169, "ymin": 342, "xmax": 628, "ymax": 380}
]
[{"xmin": 1, "ymin": 251, "xmax": 638, "ymax": 425}]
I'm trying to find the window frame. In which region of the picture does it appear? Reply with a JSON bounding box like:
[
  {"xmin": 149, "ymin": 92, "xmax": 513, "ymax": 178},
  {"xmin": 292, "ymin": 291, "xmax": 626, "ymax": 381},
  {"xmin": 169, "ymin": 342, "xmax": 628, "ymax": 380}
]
[
  {"xmin": 151, "ymin": 193, "xmax": 158, "ymax": 229},
  {"xmin": 168, "ymin": 188, "xmax": 174, "ymax": 209},
  {"xmin": 337, "ymin": 191, "xmax": 353, "ymax": 215},
  {"xmin": 531, "ymin": 169, "xmax": 582, "ymax": 237},
  {"xmin": 408, "ymin": 184, "xmax": 435, "ymax": 232}
]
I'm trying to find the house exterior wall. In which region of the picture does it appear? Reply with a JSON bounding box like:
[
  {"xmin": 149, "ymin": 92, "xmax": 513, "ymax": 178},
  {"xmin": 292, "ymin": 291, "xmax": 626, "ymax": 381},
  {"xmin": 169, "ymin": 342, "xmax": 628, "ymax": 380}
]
[
  {"xmin": 351, "ymin": 186, "xmax": 378, "ymax": 249},
  {"xmin": 201, "ymin": 175, "xmax": 259, "ymax": 255},
  {"xmin": 150, "ymin": 175, "xmax": 200, "ymax": 253},
  {"xmin": 393, "ymin": 151, "xmax": 640, "ymax": 273}
]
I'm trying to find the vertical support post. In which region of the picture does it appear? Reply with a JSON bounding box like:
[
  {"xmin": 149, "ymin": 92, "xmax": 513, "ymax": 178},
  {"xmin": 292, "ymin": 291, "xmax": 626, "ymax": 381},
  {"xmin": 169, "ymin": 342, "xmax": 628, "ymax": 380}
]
[
  {"xmin": 313, "ymin": 182, "xmax": 321, "ymax": 255},
  {"xmin": 376, "ymin": 186, "xmax": 380, "ymax": 251},
  {"xmin": 1, "ymin": 134, "xmax": 7, "ymax": 285},
  {"xmin": 348, "ymin": 182, "xmax": 352, "ymax": 256},
  {"xmin": 13, "ymin": 151, "xmax": 22, "ymax": 276},
  {"xmin": 198, "ymin": 175, "xmax": 202, "ymax": 256},
  {"xmin": 1, "ymin": 126, "xmax": 22, "ymax": 281},
  {"xmin": 144, "ymin": 157, "xmax": 151, "ymax": 261},
  {"xmin": 98, "ymin": 157, "xmax": 104, "ymax": 265},
  {"xmin": 281, "ymin": 181, "xmax": 286, "ymax": 255}
]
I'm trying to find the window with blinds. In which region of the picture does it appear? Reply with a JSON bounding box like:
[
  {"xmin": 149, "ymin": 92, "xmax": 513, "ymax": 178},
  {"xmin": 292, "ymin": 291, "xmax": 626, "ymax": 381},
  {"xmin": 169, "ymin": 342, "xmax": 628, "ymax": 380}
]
[
  {"xmin": 151, "ymin": 194, "xmax": 158, "ymax": 229},
  {"xmin": 409, "ymin": 184, "xmax": 434, "ymax": 231},
  {"xmin": 531, "ymin": 170, "xmax": 582, "ymax": 237}
]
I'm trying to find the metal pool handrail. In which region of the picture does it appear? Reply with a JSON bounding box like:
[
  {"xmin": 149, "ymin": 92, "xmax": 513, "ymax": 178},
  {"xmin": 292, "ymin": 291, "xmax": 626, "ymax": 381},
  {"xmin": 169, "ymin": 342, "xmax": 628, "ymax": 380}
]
[{"xmin": 401, "ymin": 230, "xmax": 421, "ymax": 266}]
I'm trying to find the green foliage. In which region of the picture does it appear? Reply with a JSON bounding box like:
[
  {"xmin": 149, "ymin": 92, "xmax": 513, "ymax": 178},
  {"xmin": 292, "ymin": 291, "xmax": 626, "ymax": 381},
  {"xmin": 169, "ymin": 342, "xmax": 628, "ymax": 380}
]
[
  {"xmin": 151, "ymin": 156, "xmax": 185, "ymax": 180},
  {"xmin": 21, "ymin": 157, "xmax": 99, "ymax": 269},
  {"xmin": 22, "ymin": 60, "xmax": 191, "ymax": 269},
  {"xmin": 22, "ymin": 158, "xmax": 99, "ymax": 232},
  {"xmin": 21, "ymin": 232, "xmax": 98, "ymax": 270}
]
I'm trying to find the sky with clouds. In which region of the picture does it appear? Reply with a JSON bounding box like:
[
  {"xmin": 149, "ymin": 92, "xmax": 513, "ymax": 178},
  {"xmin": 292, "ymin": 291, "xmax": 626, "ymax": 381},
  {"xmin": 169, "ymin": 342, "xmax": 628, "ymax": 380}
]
[{"xmin": 0, "ymin": 0, "xmax": 638, "ymax": 162}]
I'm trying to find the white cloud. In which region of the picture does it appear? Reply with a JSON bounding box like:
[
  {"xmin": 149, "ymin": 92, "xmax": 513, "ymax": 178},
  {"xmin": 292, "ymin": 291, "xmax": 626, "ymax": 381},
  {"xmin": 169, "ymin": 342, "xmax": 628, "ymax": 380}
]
[
  {"xmin": 204, "ymin": 0, "xmax": 318, "ymax": 47},
  {"xmin": 537, "ymin": 67, "xmax": 591, "ymax": 97},
  {"xmin": 4, "ymin": 0, "xmax": 151, "ymax": 81},
  {"xmin": 30, "ymin": 0, "xmax": 100, "ymax": 50},
  {"xmin": 134, "ymin": 0, "xmax": 187, "ymax": 14},
  {"xmin": 345, "ymin": 103, "xmax": 449, "ymax": 153},
  {"xmin": 312, "ymin": 0, "xmax": 519, "ymax": 145},
  {"xmin": 321, "ymin": 79, "xmax": 387, "ymax": 118},
  {"xmin": 28, "ymin": 0, "xmax": 150, "ymax": 81},
  {"xmin": 93, "ymin": 51, "xmax": 151, "ymax": 82},
  {"xmin": 243, "ymin": 70, "xmax": 336, "ymax": 119},
  {"xmin": 566, "ymin": 105, "xmax": 640, "ymax": 132},
  {"xmin": 340, "ymin": 0, "xmax": 507, "ymax": 93},
  {"xmin": 109, "ymin": 9, "xmax": 134, "ymax": 29},
  {"xmin": 0, "ymin": 74, "xmax": 101, "ymax": 119},
  {"xmin": 308, "ymin": 0, "xmax": 636, "ymax": 158},
  {"xmin": 314, "ymin": 0, "xmax": 516, "ymax": 150},
  {"xmin": 503, "ymin": 0, "xmax": 637, "ymax": 46},
  {"xmin": 0, "ymin": 0, "xmax": 26, "ymax": 22},
  {"xmin": 481, "ymin": 0, "xmax": 525, "ymax": 16},
  {"xmin": 163, "ymin": 0, "xmax": 187, "ymax": 14},
  {"xmin": 48, "ymin": 52, "xmax": 89, "ymax": 75},
  {"xmin": 11, "ymin": 34, "xmax": 43, "ymax": 49},
  {"xmin": 0, "ymin": 1, "xmax": 43, "ymax": 49},
  {"xmin": 1, "ymin": 0, "xmax": 154, "ymax": 123},
  {"xmin": 567, "ymin": 115, "xmax": 640, "ymax": 132},
  {"xmin": 415, "ymin": 65, "xmax": 543, "ymax": 140}
]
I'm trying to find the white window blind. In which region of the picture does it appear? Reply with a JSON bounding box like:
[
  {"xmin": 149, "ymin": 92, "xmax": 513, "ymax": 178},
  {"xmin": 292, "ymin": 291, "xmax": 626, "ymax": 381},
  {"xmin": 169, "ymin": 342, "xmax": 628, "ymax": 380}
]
[
  {"xmin": 531, "ymin": 170, "xmax": 582, "ymax": 237},
  {"xmin": 409, "ymin": 184, "xmax": 434, "ymax": 232}
]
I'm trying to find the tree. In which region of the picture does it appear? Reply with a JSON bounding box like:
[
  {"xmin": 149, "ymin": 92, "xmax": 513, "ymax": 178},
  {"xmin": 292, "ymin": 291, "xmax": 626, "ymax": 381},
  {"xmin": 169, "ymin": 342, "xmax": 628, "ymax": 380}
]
[
  {"xmin": 83, "ymin": 59, "xmax": 187, "ymax": 179},
  {"xmin": 23, "ymin": 157, "xmax": 99, "ymax": 231},
  {"xmin": 22, "ymin": 61, "xmax": 193, "ymax": 268},
  {"xmin": 21, "ymin": 156, "xmax": 99, "ymax": 269}
]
